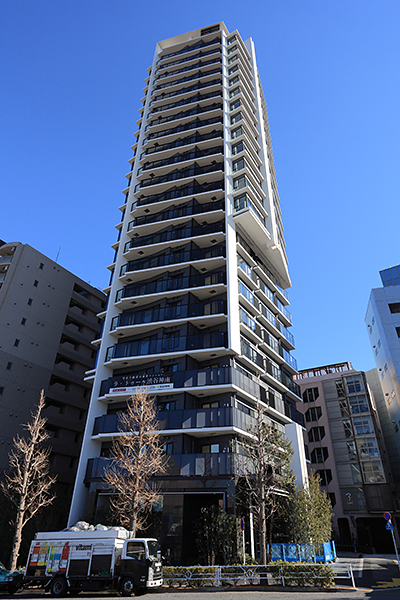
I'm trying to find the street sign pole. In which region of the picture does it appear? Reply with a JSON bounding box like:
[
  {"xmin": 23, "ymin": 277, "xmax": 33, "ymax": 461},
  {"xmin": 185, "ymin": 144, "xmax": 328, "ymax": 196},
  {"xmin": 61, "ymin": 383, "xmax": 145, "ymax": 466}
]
[
  {"xmin": 385, "ymin": 518, "xmax": 400, "ymax": 570},
  {"xmin": 240, "ymin": 518, "xmax": 245, "ymax": 565}
]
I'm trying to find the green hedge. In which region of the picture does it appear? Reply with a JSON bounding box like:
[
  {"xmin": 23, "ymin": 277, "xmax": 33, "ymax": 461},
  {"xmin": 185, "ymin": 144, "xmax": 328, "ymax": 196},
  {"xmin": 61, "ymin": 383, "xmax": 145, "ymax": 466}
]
[{"xmin": 269, "ymin": 561, "xmax": 335, "ymax": 587}]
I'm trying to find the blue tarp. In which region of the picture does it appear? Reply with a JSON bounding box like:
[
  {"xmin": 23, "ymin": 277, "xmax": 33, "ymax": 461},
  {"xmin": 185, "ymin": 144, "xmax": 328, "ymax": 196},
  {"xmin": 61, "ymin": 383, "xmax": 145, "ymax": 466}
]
[{"xmin": 270, "ymin": 541, "xmax": 336, "ymax": 563}]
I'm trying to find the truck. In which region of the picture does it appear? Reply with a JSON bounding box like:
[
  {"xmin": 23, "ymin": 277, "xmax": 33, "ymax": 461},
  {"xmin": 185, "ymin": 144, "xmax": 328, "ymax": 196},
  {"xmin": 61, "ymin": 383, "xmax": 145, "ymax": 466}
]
[{"xmin": 24, "ymin": 529, "xmax": 162, "ymax": 597}]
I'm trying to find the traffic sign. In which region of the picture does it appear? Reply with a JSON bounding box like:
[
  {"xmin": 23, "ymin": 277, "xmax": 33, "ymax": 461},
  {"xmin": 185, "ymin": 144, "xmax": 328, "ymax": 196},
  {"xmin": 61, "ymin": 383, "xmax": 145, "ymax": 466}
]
[
  {"xmin": 386, "ymin": 521, "xmax": 394, "ymax": 531},
  {"xmin": 384, "ymin": 512, "xmax": 392, "ymax": 521},
  {"xmin": 240, "ymin": 518, "xmax": 244, "ymax": 531}
]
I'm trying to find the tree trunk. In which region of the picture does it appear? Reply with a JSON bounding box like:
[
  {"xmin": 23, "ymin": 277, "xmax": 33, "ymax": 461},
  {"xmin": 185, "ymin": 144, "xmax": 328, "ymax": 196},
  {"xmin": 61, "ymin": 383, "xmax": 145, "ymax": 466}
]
[
  {"xmin": 9, "ymin": 505, "xmax": 24, "ymax": 571},
  {"xmin": 259, "ymin": 487, "xmax": 266, "ymax": 565}
]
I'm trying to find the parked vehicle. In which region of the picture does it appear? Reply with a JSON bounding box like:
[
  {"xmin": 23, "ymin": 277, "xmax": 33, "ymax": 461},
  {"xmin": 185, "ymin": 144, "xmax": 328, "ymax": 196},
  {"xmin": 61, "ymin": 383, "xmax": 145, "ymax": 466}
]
[
  {"xmin": 24, "ymin": 530, "xmax": 162, "ymax": 597},
  {"xmin": 0, "ymin": 562, "xmax": 23, "ymax": 595}
]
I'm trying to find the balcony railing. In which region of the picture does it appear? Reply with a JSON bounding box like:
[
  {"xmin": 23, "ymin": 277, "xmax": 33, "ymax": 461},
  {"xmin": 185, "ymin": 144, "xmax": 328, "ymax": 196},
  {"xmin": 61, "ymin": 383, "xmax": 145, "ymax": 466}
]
[
  {"xmin": 120, "ymin": 244, "xmax": 225, "ymax": 276},
  {"xmin": 149, "ymin": 77, "xmax": 222, "ymax": 108},
  {"xmin": 140, "ymin": 130, "xmax": 223, "ymax": 159},
  {"xmin": 111, "ymin": 298, "xmax": 226, "ymax": 330},
  {"xmin": 144, "ymin": 115, "xmax": 223, "ymax": 144},
  {"xmin": 154, "ymin": 58, "xmax": 221, "ymax": 84},
  {"xmin": 135, "ymin": 159, "xmax": 223, "ymax": 191},
  {"xmin": 116, "ymin": 269, "xmax": 226, "ymax": 302},
  {"xmin": 134, "ymin": 179, "xmax": 225, "ymax": 208},
  {"xmin": 152, "ymin": 67, "xmax": 222, "ymax": 95},
  {"xmin": 123, "ymin": 220, "xmax": 224, "ymax": 251},
  {"xmin": 99, "ymin": 365, "xmax": 260, "ymax": 401},
  {"xmin": 157, "ymin": 37, "xmax": 221, "ymax": 64},
  {"xmin": 128, "ymin": 198, "xmax": 224, "ymax": 229},
  {"xmin": 156, "ymin": 47, "xmax": 221, "ymax": 75},
  {"xmin": 281, "ymin": 370, "xmax": 301, "ymax": 397},
  {"xmin": 233, "ymin": 193, "xmax": 265, "ymax": 226},
  {"xmin": 137, "ymin": 145, "xmax": 223, "ymax": 174},
  {"xmin": 148, "ymin": 90, "xmax": 222, "ymax": 117},
  {"xmin": 145, "ymin": 103, "xmax": 222, "ymax": 132},
  {"xmin": 109, "ymin": 331, "xmax": 227, "ymax": 360}
]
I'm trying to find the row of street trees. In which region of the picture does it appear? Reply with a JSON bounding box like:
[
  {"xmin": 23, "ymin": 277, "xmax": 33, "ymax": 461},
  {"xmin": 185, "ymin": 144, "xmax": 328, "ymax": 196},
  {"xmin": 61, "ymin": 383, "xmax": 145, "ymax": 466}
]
[{"xmin": 1, "ymin": 389, "xmax": 332, "ymax": 569}]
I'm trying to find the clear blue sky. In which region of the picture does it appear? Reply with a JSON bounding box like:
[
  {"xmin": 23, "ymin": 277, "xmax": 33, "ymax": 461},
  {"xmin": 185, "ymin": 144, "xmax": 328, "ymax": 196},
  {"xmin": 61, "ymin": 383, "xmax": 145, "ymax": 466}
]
[{"xmin": 2, "ymin": 0, "xmax": 400, "ymax": 373}]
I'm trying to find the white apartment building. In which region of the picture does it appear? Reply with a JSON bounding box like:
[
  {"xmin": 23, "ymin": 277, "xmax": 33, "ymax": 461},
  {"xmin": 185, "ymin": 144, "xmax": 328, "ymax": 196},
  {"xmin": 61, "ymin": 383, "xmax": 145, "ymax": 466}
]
[{"xmin": 68, "ymin": 23, "xmax": 306, "ymax": 564}]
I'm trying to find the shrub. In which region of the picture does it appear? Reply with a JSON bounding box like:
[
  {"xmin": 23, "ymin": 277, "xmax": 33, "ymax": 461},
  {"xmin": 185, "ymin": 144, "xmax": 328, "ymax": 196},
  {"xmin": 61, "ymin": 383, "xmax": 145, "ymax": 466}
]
[{"xmin": 269, "ymin": 561, "xmax": 334, "ymax": 587}]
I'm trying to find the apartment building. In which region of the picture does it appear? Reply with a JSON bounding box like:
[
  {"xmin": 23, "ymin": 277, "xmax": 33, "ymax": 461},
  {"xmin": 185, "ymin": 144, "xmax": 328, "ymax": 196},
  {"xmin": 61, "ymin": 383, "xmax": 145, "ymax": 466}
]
[
  {"xmin": 68, "ymin": 23, "xmax": 306, "ymax": 564},
  {"xmin": 0, "ymin": 241, "xmax": 105, "ymax": 529},
  {"xmin": 297, "ymin": 362, "xmax": 396, "ymax": 553}
]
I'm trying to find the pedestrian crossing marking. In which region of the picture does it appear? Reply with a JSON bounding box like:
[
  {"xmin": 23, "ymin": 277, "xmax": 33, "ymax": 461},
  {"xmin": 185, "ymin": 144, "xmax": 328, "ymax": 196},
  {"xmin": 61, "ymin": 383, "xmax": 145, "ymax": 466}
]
[{"xmin": 373, "ymin": 578, "xmax": 400, "ymax": 588}]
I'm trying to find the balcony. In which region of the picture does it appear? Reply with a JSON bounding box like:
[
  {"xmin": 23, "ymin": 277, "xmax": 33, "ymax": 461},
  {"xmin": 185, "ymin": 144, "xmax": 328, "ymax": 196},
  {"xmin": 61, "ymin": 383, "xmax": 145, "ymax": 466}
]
[
  {"xmin": 124, "ymin": 220, "xmax": 224, "ymax": 252},
  {"xmin": 148, "ymin": 90, "xmax": 222, "ymax": 118},
  {"xmin": 128, "ymin": 198, "xmax": 224, "ymax": 229},
  {"xmin": 151, "ymin": 67, "xmax": 222, "ymax": 97},
  {"xmin": 154, "ymin": 58, "xmax": 221, "ymax": 84},
  {"xmin": 137, "ymin": 145, "xmax": 223, "ymax": 176},
  {"xmin": 157, "ymin": 37, "xmax": 221, "ymax": 65},
  {"xmin": 0, "ymin": 255, "xmax": 13, "ymax": 266},
  {"xmin": 134, "ymin": 179, "xmax": 225, "ymax": 209},
  {"xmin": 233, "ymin": 193, "xmax": 265, "ymax": 227},
  {"xmin": 155, "ymin": 47, "xmax": 221, "ymax": 75},
  {"xmin": 140, "ymin": 130, "xmax": 223, "ymax": 160},
  {"xmin": 110, "ymin": 298, "xmax": 226, "ymax": 332},
  {"xmin": 143, "ymin": 116, "xmax": 223, "ymax": 146},
  {"xmin": 106, "ymin": 331, "xmax": 227, "ymax": 363},
  {"xmin": 84, "ymin": 451, "xmax": 234, "ymax": 483},
  {"xmin": 92, "ymin": 406, "xmax": 256, "ymax": 439},
  {"xmin": 145, "ymin": 103, "xmax": 222, "ymax": 133},
  {"xmin": 135, "ymin": 160, "xmax": 224, "ymax": 192},
  {"xmin": 149, "ymin": 77, "xmax": 222, "ymax": 109},
  {"xmin": 99, "ymin": 364, "xmax": 261, "ymax": 403}
]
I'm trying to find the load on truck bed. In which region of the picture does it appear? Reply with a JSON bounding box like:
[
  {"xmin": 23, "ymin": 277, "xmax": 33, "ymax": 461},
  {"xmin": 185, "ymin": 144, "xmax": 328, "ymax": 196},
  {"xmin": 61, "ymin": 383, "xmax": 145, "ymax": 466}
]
[{"xmin": 24, "ymin": 529, "xmax": 162, "ymax": 597}]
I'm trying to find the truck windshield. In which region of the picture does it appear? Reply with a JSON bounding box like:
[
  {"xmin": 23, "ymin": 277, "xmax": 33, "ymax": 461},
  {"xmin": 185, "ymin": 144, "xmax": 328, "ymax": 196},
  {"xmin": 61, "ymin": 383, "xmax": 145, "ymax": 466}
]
[{"xmin": 147, "ymin": 541, "xmax": 161, "ymax": 561}]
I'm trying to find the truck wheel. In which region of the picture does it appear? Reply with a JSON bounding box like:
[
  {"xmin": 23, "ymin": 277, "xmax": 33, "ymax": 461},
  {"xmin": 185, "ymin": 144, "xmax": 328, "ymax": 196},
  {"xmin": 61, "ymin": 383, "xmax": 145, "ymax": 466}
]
[
  {"xmin": 50, "ymin": 577, "xmax": 68, "ymax": 598},
  {"xmin": 121, "ymin": 576, "xmax": 136, "ymax": 597}
]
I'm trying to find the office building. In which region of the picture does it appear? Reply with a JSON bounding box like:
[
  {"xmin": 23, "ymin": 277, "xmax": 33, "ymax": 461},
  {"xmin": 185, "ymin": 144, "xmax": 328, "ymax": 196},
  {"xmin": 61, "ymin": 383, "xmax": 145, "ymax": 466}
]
[
  {"xmin": 0, "ymin": 241, "xmax": 105, "ymax": 531},
  {"xmin": 297, "ymin": 362, "xmax": 396, "ymax": 553},
  {"xmin": 69, "ymin": 23, "xmax": 305, "ymax": 564},
  {"xmin": 366, "ymin": 265, "xmax": 400, "ymax": 482}
]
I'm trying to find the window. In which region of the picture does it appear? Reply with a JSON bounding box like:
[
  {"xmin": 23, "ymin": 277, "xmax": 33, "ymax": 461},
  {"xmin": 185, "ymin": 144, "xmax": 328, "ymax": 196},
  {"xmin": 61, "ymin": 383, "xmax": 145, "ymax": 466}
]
[
  {"xmin": 305, "ymin": 406, "xmax": 322, "ymax": 422},
  {"xmin": 361, "ymin": 460, "xmax": 385, "ymax": 483},
  {"xmin": 347, "ymin": 441, "xmax": 356, "ymax": 460},
  {"xmin": 202, "ymin": 443, "xmax": 219, "ymax": 453},
  {"xmin": 357, "ymin": 488, "xmax": 367, "ymax": 509},
  {"xmin": 353, "ymin": 416, "xmax": 373, "ymax": 435},
  {"xmin": 335, "ymin": 381, "xmax": 345, "ymax": 397},
  {"xmin": 302, "ymin": 387, "xmax": 319, "ymax": 403},
  {"xmin": 231, "ymin": 126, "xmax": 243, "ymax": 139},
  {"xmin": 21, "ymin": 317, "xmax": 26, "ymax": 326},
  {"xmin": 126, "ymin": 541, "xmax": 146, "ymax": 561},
  {"xmin": 231, "ymin": 141, "xmax": 244, "ymax": 155},
  {"xmin": 329, "ymin": 492, "xmax": 336, "ymax": 507},
  {"xmin": 310, "ymin": 447, "xmax": 329, "ymax": 463},
  {"xmin": 308, "ymin": 427, "xmax": 325, "ymax": 442},
  {"xmin": 232, "ymin": 157, "xmax": 245, "ymax": 172},
  {"xmin": 343, "ymin": 420, "xmax": 353, "ymax": 438},
  {"xmin": 349, "ymin": 395, "xmax": 369, "ymax": 414},
  {"xmin": 230, "ymin": 99, "xmax": 241, "ymax": 111},
  {"xmin": 340, "ymin": 400, "xmax": 350, "ymax": 417},
  {"xmin": 351, "ymin": 463, "xmax": 362, "ymax": 484},
  {"xmin": 0, "ymin": 386, "xmax": 4, "ymax": 395},
  {"xmin": 346, "ymin": 375, "xmax": 363, "ymax": 393},
  {"xmin": 33, "ymin": 279, "xmax": 38, "ymax": 287},
  {"xmin": 317, "ymin": 469, "xmax": 332, "ymax": 486},
  {"xmin": 163, "ymin": 442, "xmax": 175, "ymax": 455},
  {"xmin": 39, "ymin": 262, "xmax": 44, "ymax": 270},
  {"xmin": 233, "ymin": 175, "xmax": 246, "ymax": 190},
  {"xmin": 159, "ymin": 401, "xmax": 175, "ymax": 411},
  {"xmin": 27, "ymin": 298, "xmax": 33, "ymax": 306},
  {"xmin": 227, "ymin": 35, "xmax": 237, "ymax": 44},
  {"xmin": 229, "ymin": 87, "xmax": 240, "ymax": 99},
  {"xmin": 389, "ymin": 303, "xmax": 400, "ymax": 314},
  {"xmin": 228, "ymin": 65, "xmax": 239, "ymax": 75},
  {"xmin": 6, "ymin": 362, "xmax": 12, "ymax": 370},
  {"xmin": 231, "ymin": 112, "xmax": 242, "ymax": 125},
  {"xmin": 14, "ymin": 339, "xmax": 20, "ymax": 347},
  {"xmin": 203, "ymin": 401, "xmax": 219, "ymax": 408},
  {"xmin": 357, "ymin": 437, "xmax": 379, "ymax": 458},
  {"xmin": 396, "ymin": 327, "xmax": 400, "ymax": 338},
  {"xmin": 229, "ymin": 75, "xmax": 240, "ymax": 86}
]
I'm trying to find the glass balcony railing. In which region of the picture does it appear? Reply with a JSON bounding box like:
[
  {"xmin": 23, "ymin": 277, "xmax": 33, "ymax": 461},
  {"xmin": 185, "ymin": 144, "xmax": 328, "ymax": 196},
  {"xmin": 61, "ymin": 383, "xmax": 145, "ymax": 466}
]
[
  {"xmin": 135, "ymin": 160, "xmax": 224, "ymax": 191},
  {"xmin": 258, "ymin": 279, "xmax": 274, "ymax": 303},
  {"xmin": 279, "ymin": 323, "xmax": 295, "ymax": 346},
  {"xmin": 157, "ymin": 37, "xmax": 221, "ymax": 64},
  {"xmin": 148, "ymin": 90, "xmax": 222, "ymax": 117},
  {"xmin": 281, "ymin": 370, "xmax": 301, "ymax": 397},
  {"xmin": 154, "ymin": 58, "xmax": 221, "ymax": 84},
  {"xmin": 155, "ymin": 47, "xmax": 222, "ymax": 76},
  {"xmin": 238, "ymin": 280, "xmax": 258, "ymax": 309},
  {"xmin": 144, "ymin": 115, "xmax": 223, "ymax": 144},
  {"xmin": 140, "ymin": 130, "xmax": 223, "ymax": 160},
  {"xmin": 134, "ymin": 179, "xmax": 225, "ymax": 208},
  {"xmin": 241, "ymin": 338, "xmax": 264, "ymax": 368},
  {"xmin": 137, "ymin": 145, "xmax": 223, "ymax": 174},
  {"xmin": 152, "ymin": 67, "xmax": 222, "ymax": 95},
  {"xmin": 84, "ymin": 451, "xmax": 234, "ymax": 483},
  {"xmin": 120, "ymin": 244, "xmax": 225, "ymax": 276},
  {"xmin": 149, "ymin": 77, "xmax": 222, "ymax": 108},
  {"xmin": 276, "ymin": 298, "xmax": 292, "ymax": 324},
  {"xmin": 123, "ymin": 219, "xmax": 224, "ymax": 252},
  {"xmin": 233, "ymin": 193, "xmax": 265, "ymax": 226},
  {"xmin": 109, "ymin": 331, "xmax": 227, "ymax": 360},
  {"xmin": 110, "ymin": 298, "xmax": 226, "ymax": 330},
  {"xmin": 259, "ymin": 301, "xmax": 276, "ymax": 327},
  {"xmin": 128, "ymin": 198, "xmax": 224, "ymax": 229},
  {"xmin": 145, "ymin": 103, "xmax": 223, "ymax": 132},
  {"xmin": 281, "ymin": 347, "xmax": 297, "ymax": 371},
  {"xmin": 262, "ymin": 330, "xmax": 279, "ymax": 354},
  {"xmin": 116, "ymin": 269, "xmax": 226, "ymax": 302},
  {"xmin": 239, "ymin": 308, "xmax": 262, "ymax": 339}
]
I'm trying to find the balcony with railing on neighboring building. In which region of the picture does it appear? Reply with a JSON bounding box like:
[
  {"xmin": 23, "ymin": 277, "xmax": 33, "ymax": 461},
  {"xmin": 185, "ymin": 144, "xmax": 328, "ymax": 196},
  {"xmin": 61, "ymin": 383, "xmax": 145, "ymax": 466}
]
[
  {"xmin": 133, "ymin": 179, "xmax": 225, "ymax": 209},
  {"xmin": 135, "ymin": 160, "xmax": 224, "ymax": 192},
  {"xmin": 143, "ymin": 116, "xmax": 223, "ymax": 145},
  {"xmin": 137, "ymin": 145, "xmax": 223, "ymax": 175},
  {"xmin": 128, "ymin": 198, "xmax": 224, "ymax": 230},
  {"xmin": 140, "ymin": 129, "xmax": 223, "ymax": 160},
  {"xmin": 149, "ymin": 77, "xmax": 222, "ymax": 108}
]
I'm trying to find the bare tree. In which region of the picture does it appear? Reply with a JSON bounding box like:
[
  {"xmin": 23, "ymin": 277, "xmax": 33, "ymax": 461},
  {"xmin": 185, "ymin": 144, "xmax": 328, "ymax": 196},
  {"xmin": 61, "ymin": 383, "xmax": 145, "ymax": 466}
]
[
  {"xmin": 1, "ymin": 390, "xmax": 57, "ymax": 571},
  {"xmin": 235, "ymin": 409, "xmax": 294, "ymax": 564},
  {"xmin": 103, "ymin": 390, "xmax": 166, "ymax": 536}
]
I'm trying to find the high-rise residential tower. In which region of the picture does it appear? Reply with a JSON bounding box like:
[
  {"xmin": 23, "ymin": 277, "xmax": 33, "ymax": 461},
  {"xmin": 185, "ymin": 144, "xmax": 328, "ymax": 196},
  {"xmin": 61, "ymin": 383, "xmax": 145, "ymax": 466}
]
[
  {"xmin": 366, "ymin": 265, "xmax": 400, "ymax": 482},
  {"xmin": 69, "ymin": 23, "xmax": 306, "ymax": 564}
]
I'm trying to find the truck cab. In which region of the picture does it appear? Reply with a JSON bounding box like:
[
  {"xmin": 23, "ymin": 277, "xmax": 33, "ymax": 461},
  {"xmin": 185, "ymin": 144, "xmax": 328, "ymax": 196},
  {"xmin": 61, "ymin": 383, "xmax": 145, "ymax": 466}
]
[{"xmin": 119, "ymin": 539, "xmax": 162, "ymax": 594}]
